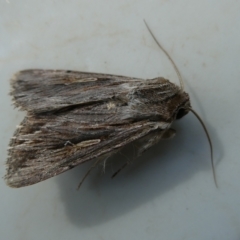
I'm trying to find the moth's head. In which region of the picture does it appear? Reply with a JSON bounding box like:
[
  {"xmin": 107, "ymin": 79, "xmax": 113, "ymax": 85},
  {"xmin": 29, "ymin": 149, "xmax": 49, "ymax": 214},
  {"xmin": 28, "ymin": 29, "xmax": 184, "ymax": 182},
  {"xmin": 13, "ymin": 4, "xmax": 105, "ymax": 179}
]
[
  {"xmin": 167, "ymin": 89, "xmax": 191, "ymax": 121},
  {"xmin": 175, "ymin": 94, "xmax": 191, "ymax": 120}
]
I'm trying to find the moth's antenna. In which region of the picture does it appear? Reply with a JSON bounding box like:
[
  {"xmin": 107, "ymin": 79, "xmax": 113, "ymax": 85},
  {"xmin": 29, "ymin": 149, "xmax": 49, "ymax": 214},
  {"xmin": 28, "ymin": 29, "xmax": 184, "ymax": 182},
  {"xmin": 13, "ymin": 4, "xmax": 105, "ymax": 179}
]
[
  {"xmin": 144, "ymin": 20, "xmax": 184, "ymax": 91},
  {"xmin": 188, "ymin": 108, "xmax": 218, "ymax": 188}
]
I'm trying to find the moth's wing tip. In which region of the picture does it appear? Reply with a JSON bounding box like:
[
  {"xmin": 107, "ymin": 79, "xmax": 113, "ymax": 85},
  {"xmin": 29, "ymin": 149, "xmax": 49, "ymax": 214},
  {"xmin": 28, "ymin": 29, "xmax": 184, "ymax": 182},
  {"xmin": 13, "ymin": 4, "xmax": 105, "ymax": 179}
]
[
  {"xmin": 5, "ymin": 180, "xmax": 25, "ymax": 188},
  {"xmin": 5, "ymin": 153, "xmax": 29, "ymax": 189},
  {"xmin": 5, "ymin": 179, "xmax": 18, "ymax": 188},
  {"xmin": 4, "ymin": 170, "xmax": 31, "ymax": 188},
  {"xmin": 10, "ymin": 71, "xmax": 24, "ymax": 89},
  {"xmin": 10, "ymin": 69, "xmax": 34, "ymax": 88},
  {"xmin": 4, "ymin": 171, "xmax": 18, "ymax": 188},
  {"xmin": 9, "ymin": 71, "xmax": 31, "ymax": 110}
]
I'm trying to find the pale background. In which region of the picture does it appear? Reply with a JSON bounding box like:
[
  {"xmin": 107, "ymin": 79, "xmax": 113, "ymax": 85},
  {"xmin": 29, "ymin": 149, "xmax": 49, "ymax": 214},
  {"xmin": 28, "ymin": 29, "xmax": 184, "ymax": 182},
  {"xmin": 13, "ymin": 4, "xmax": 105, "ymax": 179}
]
[{"xmin": 1, "ymin": 1, "xmax": 240, "ymax": 240}]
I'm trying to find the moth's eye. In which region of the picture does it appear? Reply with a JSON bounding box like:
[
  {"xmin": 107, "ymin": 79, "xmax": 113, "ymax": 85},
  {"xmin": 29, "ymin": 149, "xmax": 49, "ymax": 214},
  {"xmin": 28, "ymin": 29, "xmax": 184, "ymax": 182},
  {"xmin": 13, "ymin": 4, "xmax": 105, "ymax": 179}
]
[{"xmin": 176, "ymin": 108, "xmax": 188, "ymax": 119}]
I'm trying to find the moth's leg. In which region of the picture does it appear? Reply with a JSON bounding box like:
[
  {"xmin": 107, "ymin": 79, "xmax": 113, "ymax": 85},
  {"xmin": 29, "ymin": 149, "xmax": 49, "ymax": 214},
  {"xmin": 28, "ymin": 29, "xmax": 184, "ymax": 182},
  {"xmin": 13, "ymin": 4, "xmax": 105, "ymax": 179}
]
[
  {"xmin": 77, "ymin": 153, "xmax": 111, "ymax": 189},
  {"xmin": 111, "ymin": 128, "xmax": 175, "ymax": 178},
  {"xmin": 161, "ymin": 128, "xmax": 176, "ymax": 139},
  {"xmin": 111, "ymin": 149, "xmax": 133, "ymax": 178},
  {"xmin": 111, "ymin": 162, "xmax": 128, "ymax": 178},
  {"xmin": 136, "ymin": 128, "xmax": 176, "ymax": 157}
]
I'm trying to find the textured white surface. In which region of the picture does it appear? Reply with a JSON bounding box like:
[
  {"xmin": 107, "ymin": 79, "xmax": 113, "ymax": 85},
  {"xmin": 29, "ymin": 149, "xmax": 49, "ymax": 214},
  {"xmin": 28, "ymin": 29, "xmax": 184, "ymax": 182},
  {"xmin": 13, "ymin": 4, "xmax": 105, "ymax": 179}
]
[{"xmin": 1, "ymin": 1, "xmax": 240, "ymax": 240}]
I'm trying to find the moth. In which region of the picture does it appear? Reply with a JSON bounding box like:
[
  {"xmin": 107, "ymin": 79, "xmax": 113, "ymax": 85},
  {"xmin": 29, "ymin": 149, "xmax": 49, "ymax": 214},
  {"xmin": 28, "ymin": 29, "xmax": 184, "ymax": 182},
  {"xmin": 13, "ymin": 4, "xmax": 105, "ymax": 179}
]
[{"xmin": 5, "ymin": 21, "xmax": 216, "ymax": 188}]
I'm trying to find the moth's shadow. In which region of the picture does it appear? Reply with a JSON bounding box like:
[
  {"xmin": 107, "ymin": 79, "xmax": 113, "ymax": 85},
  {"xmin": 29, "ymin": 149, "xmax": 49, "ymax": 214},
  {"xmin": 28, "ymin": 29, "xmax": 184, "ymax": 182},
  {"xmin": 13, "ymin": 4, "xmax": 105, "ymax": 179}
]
[{"xmin": 57, "ymin": 116, "xmax": 220, "ymax": 228}]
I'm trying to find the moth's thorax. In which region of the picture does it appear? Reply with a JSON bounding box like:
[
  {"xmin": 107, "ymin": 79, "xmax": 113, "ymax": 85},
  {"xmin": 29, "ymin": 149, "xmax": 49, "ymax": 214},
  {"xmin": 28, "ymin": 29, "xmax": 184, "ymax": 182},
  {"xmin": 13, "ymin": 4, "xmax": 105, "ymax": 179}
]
[{"xmin": 126, "ymin": 77, "xmax": 191, "ymax": 122}]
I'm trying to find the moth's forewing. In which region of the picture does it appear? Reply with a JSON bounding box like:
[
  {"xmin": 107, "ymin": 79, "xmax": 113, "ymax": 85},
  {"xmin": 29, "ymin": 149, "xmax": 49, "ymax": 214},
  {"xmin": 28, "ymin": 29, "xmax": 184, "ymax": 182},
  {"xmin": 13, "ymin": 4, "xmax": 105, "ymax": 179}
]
[{"xmin": 6, "ymin": 70, "xmax": 190, "ymax": 187}]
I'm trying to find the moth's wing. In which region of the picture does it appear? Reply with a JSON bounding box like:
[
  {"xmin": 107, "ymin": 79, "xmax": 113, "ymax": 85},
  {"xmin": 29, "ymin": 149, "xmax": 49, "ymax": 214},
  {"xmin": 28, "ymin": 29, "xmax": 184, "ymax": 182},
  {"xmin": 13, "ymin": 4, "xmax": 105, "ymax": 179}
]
[
  {"xmin": 10, "ymin": 69, "xmax": 184, "ymax": 121},
  {"xmin": 10, "ymin": 69, "xmax": 143, "ymax": 113},
  {"xmin": 6, "ymin": 109, "xmax": 170, "ymax": 187}
]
